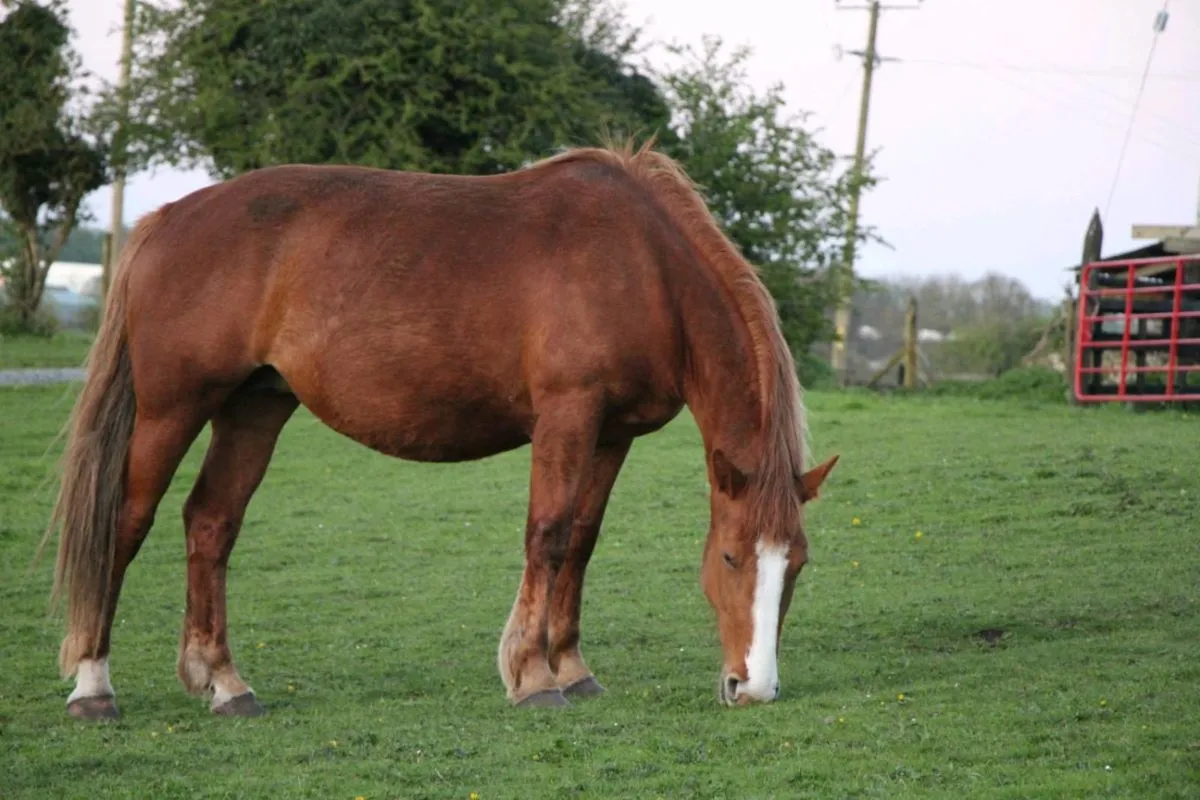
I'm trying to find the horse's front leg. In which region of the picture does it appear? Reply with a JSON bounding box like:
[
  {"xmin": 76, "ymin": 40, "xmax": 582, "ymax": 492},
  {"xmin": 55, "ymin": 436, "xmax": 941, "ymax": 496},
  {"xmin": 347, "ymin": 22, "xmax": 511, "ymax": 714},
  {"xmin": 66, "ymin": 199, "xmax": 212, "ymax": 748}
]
[
  {"xmin": 546, "ymin": 439, "xmax": 630, "ymax": 698},
  {"xmin": 498, "ymin": 393, "xmax": 602, "ymax": 707}
]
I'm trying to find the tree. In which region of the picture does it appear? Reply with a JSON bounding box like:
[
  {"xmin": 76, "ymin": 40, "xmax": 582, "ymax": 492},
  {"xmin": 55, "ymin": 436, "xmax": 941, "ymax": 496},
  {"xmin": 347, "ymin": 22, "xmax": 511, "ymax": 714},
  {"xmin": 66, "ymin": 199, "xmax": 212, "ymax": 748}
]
[
  {"xmin": 654, "ymin": 37, "xmax": 875, "ymax": 377},
  {"xmin": 0, "ymin": 0, "xmax": 106, "ymax": 333},
  {"xmin": 124, "ymin": 0, "xmax": 670, "ymax": 178}
]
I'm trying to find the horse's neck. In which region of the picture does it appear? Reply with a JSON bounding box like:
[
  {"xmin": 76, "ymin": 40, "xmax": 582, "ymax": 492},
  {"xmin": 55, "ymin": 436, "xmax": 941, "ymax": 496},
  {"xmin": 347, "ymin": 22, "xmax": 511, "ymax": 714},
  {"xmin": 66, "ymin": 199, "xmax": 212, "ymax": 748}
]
[{"xmin": 677, "ymin": 278, "xmax": 766, "ymax": 466}]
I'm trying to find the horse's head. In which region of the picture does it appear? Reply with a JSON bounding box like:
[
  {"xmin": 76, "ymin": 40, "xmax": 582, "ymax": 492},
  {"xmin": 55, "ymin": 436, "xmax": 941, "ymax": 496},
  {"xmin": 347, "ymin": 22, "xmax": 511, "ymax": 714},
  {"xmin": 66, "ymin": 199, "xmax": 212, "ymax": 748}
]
[{"xmin": 701, "ymin": 450, "xmax": 838, "ymax": 706}]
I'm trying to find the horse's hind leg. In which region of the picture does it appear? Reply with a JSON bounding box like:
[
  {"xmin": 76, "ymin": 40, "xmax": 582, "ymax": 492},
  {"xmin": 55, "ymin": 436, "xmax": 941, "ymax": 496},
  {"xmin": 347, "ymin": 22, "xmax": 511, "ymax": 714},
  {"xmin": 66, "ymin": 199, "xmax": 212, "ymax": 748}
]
[
  {"xmin": 67, "ymin": 409, "xmax": 210, "ymax": 720},
  {"xmin": 547, "ymin": 439, "xmax": 630, "ymax": 698},
  {"xmin": 177, "ymin": 388, "xmax": 297, "ymax": 716}
]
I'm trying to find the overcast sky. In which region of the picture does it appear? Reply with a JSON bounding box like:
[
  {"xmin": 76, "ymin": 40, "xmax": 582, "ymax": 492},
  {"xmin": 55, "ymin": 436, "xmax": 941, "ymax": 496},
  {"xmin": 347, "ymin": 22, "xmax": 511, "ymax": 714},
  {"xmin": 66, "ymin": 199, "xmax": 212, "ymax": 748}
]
[{"xmin": 67, "ymin": 0, "xmax": 1200, "ymax": 300}]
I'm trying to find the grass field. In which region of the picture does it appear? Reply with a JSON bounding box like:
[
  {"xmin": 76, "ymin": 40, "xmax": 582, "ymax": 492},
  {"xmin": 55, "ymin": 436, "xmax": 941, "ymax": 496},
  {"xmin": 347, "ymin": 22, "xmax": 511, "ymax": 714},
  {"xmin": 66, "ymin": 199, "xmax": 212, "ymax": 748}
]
[
  {"xmin": 0, "ymin": 332, "xmax": 94, "ymax": 369},
  {"xmin": 1, "ymin": 383, "xmax": 1197, "ymax": 798}
]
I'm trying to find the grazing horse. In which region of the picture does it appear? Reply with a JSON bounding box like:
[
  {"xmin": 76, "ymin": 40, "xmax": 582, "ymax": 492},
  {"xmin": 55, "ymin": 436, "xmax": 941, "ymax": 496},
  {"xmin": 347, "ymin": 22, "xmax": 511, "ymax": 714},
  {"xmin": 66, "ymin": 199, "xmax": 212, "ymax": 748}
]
[{"xmin": 43, "ymin": 141, "xmax": 838, "ymax": 720}]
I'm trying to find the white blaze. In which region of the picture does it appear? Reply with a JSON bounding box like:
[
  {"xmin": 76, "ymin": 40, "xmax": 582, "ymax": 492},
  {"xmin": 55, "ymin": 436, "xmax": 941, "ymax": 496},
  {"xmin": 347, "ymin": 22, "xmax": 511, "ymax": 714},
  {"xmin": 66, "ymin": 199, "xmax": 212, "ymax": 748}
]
[
  {"xmin": 740, "ymin": 540, "xmax": 787, "ymax": 701},
  {"xmin": 68, "ymin": 657, "xmax": 114, "ymax": 703}
]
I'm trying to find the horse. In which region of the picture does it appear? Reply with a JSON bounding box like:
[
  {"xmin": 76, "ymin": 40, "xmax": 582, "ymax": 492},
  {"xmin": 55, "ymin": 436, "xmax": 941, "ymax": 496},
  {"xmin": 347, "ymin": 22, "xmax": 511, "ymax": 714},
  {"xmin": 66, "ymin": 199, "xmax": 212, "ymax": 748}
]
[{"xmin": 42, "ymin": 140, "xmax": 838, "ymax": 720}]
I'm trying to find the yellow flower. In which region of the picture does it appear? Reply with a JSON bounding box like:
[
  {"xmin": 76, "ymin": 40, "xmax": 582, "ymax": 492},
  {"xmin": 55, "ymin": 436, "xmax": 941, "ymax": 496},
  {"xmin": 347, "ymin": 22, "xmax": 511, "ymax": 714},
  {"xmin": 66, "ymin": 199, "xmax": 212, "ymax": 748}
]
[
  {"xmin": 851, "ymin": 517, "xmax": 862, "ymax": 526},
  {"xmin": 329, "ymin": 740, "xmax": 338, "ymax": 748},
  {"xmin": 897, "ymin": 693, "xmax": 905, "ymax": 702},
  {"xmin": 914, "ymin": 531, "xmax": 923, "ymax": 540},
  {"xmin": 257, "ymin": 642, "xmax": 266, "ymax": 649},
  {"xmin": 837, "ymin": 717, "xmax": 845, "ymax": 724},
  {"xmin": 851, "ymin": 561, "xmax": 860, "ymax": 568},
  {"xmin": 288, "ymin": 683, "xmax": 296, "ymax": 692},
  {"xmin": 470, "ymin": 794, "xmax": 481, "ymax": 800},
  {"xmin": 356, "ymin": 796, "xmax": 365, "ymax": 800},
  {"xmin": 1099, "ymin": 699, "xmax": 1107, "ymax": 707}
]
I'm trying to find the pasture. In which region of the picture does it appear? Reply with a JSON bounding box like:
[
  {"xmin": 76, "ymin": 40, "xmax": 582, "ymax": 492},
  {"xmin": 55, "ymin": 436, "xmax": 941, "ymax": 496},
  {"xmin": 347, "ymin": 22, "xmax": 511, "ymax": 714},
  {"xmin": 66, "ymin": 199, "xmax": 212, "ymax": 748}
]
[
  {"xmin": 0, "ymin": 332, "xmax": 93, "ymax": 369},
  {"xmin": 2, "ymin": 382, "xmax": 1197, "ymax": 798}
]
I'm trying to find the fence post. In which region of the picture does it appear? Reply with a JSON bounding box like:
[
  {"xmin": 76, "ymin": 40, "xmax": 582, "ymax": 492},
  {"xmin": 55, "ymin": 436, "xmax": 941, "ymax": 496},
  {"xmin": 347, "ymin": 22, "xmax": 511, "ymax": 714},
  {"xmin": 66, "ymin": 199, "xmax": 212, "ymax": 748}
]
[
  {"xmin": 101, "ymin": 233, "xmax": 113, "ymax": 296},
  {"xmin": 1069, "ymin": 208, "xmax": 1103, "ymax": 404},
  {"xmin": 903, "ymin": 295, "xmax": 918, "ymax": 389}
]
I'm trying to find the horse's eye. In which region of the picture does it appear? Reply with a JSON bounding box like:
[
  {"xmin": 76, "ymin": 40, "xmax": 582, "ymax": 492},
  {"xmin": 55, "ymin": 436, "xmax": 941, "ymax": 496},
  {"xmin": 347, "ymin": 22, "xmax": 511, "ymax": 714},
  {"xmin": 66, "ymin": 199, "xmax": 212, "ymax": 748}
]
[{"xmin": 722, "ymin": 552, "xmax": 737, "ymax": 569}]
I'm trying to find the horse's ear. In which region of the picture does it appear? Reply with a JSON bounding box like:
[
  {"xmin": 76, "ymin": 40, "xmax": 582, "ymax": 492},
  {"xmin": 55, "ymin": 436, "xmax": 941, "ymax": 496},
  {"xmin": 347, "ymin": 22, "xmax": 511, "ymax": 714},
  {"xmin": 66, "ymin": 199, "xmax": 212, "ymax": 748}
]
[
  {"xmin": 711, "ymin": 448, "xmax": 750, "ymax": 498},
  {"xmin": 797, "ymin": 455, "xmax": 839, "ymax": 503}
]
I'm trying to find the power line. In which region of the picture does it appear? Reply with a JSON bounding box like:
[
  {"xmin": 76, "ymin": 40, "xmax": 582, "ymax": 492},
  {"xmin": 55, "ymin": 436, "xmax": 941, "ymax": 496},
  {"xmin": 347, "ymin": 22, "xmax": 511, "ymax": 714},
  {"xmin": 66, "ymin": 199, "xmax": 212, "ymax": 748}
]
[
  {"xmin": 887, "ymin": 7, "xmax": 1200, "ymax": 182},
  {"xmin": 1104, "ymin": 0, "xmax": 1172, "ymax": 221},
  {"xmin": 888, "ymin": 50, "xmax": 1200, "ymax": 153},
  {"xmin": 825, "ymin": 71, "xmax": 862, "ymax": 127},
  {"xmin": 939, "ymin": 22, "xmax": 1200, "ymax": 151},
  {"xmin": 939, "ymin": 57, "xmax": 1200, "ymax": 160},
  {"xmin": 894, "ymin": 57, "xmax": 1200, "ymax": 82}
]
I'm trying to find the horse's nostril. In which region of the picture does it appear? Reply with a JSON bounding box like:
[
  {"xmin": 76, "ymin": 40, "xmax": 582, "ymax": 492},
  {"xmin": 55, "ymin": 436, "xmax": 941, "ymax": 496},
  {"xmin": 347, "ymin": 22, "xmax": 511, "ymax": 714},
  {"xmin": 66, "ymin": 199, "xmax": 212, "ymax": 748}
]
[{"xmin": 725, "ymin": 676, "xmax": 741, "ymax": 703}]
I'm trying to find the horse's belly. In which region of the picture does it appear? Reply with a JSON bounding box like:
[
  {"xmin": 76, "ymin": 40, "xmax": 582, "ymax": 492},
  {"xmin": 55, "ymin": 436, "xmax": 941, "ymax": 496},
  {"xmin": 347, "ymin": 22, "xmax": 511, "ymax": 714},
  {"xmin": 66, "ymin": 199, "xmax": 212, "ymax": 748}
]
[
  {"xmin": 367, "ymin": 416, "xmax": 530, "ymax": 462},
  {"xmin": 326, "ymin": 399, "xmax": 531, "ymax": 462},
  {"xmin": 284, "ymin": 363, "xmax": 533, "ymax": 462}
]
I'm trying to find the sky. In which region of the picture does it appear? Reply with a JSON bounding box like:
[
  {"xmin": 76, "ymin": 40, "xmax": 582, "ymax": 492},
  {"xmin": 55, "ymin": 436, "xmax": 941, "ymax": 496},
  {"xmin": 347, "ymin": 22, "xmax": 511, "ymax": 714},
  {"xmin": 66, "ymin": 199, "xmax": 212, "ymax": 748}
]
[{"xmin": 67, "ymin": 0, "xmax": 1200, "ymax": 301}]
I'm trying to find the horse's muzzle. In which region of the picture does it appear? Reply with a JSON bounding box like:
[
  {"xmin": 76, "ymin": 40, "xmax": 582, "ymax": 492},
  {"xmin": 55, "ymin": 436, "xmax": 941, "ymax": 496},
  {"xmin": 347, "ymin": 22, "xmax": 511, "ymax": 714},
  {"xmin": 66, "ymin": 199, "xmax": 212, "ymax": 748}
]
[{"xmin": 719, "ymin": 671, "xmax": 780, "ymax": 706}]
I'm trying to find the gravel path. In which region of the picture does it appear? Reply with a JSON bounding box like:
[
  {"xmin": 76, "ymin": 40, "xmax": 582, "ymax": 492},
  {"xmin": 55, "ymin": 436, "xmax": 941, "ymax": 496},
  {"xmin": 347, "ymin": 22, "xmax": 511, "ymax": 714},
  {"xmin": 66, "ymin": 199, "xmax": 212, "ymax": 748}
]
[{"xmin": 0, "ymin": 367, "xmax": 86, "ymax": 386}]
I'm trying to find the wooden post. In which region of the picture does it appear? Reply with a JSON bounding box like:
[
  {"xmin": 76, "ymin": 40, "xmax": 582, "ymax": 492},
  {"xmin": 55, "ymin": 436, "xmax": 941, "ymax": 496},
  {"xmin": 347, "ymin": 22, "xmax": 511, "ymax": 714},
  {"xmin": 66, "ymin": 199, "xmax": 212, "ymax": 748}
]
[
  {"xmin": 101, "ymin": 233, "xmax": 113, "ymax": 293},
  {"xmin": 903, "ymin": 295, "xmax": 917, "ymax": 389},
  {"xmin": 1069, "ymin": 208, "xmax": 1104, "ymax": 403},
  {"xmin": 830, "ymin": 0, "xmax": 883, "ymax": 385},
  {"xmin": 865, "ymin": 295, "xmax": 922, "ymax": 389},
  {"xmin": 1062, "ymin": 293, "xmax": 1076, "ymax": 396},
  {"xmin": 865, "ymin": 349, "xmax": 903, "ymax": 388},
  {"xmin": 107, "ymin": 0, "xmax": 136, "ymax": 295}
]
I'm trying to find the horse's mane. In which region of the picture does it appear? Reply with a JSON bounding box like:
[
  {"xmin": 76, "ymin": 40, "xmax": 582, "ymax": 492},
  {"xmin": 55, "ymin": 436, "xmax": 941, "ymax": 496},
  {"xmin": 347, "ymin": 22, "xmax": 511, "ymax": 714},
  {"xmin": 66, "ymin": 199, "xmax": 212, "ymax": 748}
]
[{"xmin": 529, "ymin": 140, "xmax": 810, "ymax": 542}]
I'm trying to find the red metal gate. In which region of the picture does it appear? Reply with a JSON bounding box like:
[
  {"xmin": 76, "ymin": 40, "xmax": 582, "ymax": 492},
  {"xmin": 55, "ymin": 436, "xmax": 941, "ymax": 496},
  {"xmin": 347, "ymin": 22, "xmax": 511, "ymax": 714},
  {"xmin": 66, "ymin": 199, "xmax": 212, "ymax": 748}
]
[{"xmin": 1074, "ymin": 254, "xmax": 1200, "ymax": 402}]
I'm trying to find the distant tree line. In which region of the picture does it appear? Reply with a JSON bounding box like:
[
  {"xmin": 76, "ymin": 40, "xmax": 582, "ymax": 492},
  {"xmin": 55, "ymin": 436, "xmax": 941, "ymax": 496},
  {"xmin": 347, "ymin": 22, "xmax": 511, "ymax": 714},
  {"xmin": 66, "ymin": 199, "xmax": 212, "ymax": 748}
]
[
  {"xmin": 851, "ymin": 272, "xmax": 1057, "ymax": 378},
  {"xmin": 3, "ymin": 0, "xmax": 873, "ymax": 367}
]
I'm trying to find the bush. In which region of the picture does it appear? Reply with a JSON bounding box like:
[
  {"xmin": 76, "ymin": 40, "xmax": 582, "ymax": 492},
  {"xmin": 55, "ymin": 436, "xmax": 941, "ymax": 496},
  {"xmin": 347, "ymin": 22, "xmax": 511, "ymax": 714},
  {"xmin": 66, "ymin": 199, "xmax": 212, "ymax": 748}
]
[
  {"xmin": 0, "ymin": 303, "xmax": 58, "ymax": 337},
  {"xmin": 935, "ymin": 316, "xmax": 1048, "ymax": 378},
  {"xmin": 797, "ymin": 353, "xmax": 836, "ymax": 390},
  {"xmin": 76, "ymin": 300, "xmax": 101, "ymax": 333},
  {"xmin": 929, "ymin": 366, "xmax": 1067, "ymax": 404}
]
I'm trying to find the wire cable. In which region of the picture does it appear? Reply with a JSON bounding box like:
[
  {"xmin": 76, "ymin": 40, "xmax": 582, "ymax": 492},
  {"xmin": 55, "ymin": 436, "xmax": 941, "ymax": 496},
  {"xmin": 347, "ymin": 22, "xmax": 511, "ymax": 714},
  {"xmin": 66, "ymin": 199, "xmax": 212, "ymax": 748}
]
[
  {"xmin": 1104, "ymin": 0, "xmax": 1172, "ymax": 221},
  {"xmin": 895, "ymin": 57, "xmax": 1199, "ymax": 82},
  {"xmin": 889, "ymin": 61, "xmax": 1200, "ymax": 159}
]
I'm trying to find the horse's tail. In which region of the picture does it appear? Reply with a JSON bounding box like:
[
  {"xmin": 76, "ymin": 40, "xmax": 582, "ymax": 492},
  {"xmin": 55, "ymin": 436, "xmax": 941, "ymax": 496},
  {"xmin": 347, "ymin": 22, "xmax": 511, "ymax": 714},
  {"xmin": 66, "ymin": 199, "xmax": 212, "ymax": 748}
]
[{"xmin": 39, "ymin": 212, "xmax": 159, "ymax": 678}]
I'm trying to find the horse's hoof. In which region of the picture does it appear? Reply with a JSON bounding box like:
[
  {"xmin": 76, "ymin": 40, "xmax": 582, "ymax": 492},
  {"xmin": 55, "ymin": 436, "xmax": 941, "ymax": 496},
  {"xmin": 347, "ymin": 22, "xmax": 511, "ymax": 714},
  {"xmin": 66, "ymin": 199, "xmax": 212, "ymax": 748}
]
[
  {"xmin": 67, "ymin": 695, "xmax": 119, "ymax": 721},
  {"xmin": 561, "ymin": 676, "xmax": 606, "ymax": 699},
  {"xmin": 514, "ymin": 689, "xmax": 570, "ymax": 709},
  {"xmin": 212, "ymin": 692, "xmax": 265, "ymax": 717}
]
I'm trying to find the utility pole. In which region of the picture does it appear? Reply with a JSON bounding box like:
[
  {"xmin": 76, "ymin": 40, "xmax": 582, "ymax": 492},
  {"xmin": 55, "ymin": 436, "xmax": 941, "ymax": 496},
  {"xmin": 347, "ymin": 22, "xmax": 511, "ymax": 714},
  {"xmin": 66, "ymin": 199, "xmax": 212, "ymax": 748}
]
[
  {"xmin": 105, "ymin": 0, "xmax": 135, "ymax": 298},
  {"xmin": 829, "ymin": 0, "xmax": 919, "ymax": 385}
]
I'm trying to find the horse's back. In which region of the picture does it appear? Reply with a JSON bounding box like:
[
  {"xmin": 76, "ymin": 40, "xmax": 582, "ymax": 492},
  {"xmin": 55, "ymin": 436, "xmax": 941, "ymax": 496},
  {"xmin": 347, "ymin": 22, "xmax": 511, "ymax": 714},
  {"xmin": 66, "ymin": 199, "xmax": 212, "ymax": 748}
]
[{"xmin": 122, "ymin": 159, "xmax": 688, "ymax": 457}]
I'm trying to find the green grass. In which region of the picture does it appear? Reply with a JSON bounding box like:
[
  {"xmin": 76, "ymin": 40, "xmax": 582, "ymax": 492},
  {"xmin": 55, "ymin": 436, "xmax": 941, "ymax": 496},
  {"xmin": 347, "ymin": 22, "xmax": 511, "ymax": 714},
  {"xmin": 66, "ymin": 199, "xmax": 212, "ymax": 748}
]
[
  {"xmin": 0, "ymin": 331, "xmax": 94, "ymax": 369},
  {"xmin": 1, "ymin": 385, "xmax": 1198, "ymax": 798},
  {"xmin": 927, "ymin": 366, "xmax": 1070, "ymax": 405}
]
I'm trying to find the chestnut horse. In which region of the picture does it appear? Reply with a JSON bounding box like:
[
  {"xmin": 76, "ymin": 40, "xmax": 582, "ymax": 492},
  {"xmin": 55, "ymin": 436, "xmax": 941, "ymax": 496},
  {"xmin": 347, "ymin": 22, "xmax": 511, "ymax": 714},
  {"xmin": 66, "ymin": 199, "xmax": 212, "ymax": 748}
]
[{"xmin": 43, "ymin": 141, "xmax": 838, "ymax": 720}]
